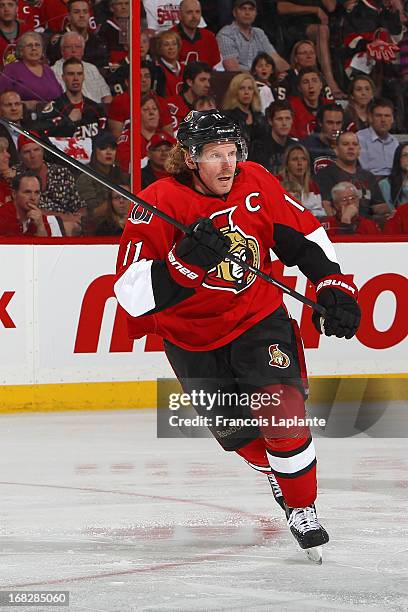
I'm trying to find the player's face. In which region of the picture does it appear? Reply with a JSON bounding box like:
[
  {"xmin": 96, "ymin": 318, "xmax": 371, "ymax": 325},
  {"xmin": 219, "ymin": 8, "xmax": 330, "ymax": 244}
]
[
  {"xmin": 193, "ymin": 142, "xmax": 237, "ymax": 196},
  {"xmin": 370, "ymin": 106, "xmax": 393, "ymax": 137},
  {"xmin": 351, "ymin": 78, "xmax": 374, "ymax": 107},
  {"xmin": 95, "ymin": 145, "xmax": 116, "ymax": 166},
  {"xmin": 61, "ymin": 36, "xmax": 84, "ymax": 60},
  {"xmin": 0, "ymin": 91, "xmax": 23, "ymax": 121},
  {"xmin": 62, "ymin": 64, "xmax": 85, "ymax": 92},
  {"xmin": 140, "ymin": 68, "xmax": 152, "ymax": 94},
  {"xmin": 69, "ymin": 1, "xmax": 90, "ymax": 29},
  {"xmin": 298, "ymin": 73, "xmax": 322, "ymax": 102},
  {"xmin": 0, "ymin": 0, "xmax": 17, "ymax": 23},
  {"xmin": 287, "ymin": 148, "xmax": 308, "ymax": 179},
  {"xmin": 270, "ymin": 110, "xmax": 293, "ymax": 137},
  {"xmin": 14, "ymin": 177, "xmax": 41, "ymax": 212},
  {"xmin": 253, "ymin": 58, "xmax": 273, "ymax": 82},
  {"xmin": 237, "ymin": 78, "xmax": 254, "ymax": 107},
  {"xmin": 321, "ymin": 111, "xmax": 343, "ymax": 141},
  {"xmin": 111, "ymin": 185, "xmax": 130, "ymax": 217},
  {"xmin": 180, "ymin": 0, "xmax": 201, "ymax": 29},
  {"xmin": 190, "ymin": 72, "xmax": 211, "ymax": 97},
  {"xmin": 141, "ymin": 99, "xmax": 159, "ymax": 130},
  {"xmin": 294, "ymin": 43, "xmax": 316, "ymax": 68},
  {"xmin": 19, "ymin": 143, "xmax": 44, "ymax": 170},
  {"xmin": 335, "ymin": 133, "xmax": 360, "ymax": 162},
  {"xmin": 159, "ymin": 35, "xmax": 179, "ymax": 62},
  {"xmin": 111, "ymin": 0, "xmax": 129, "ymax": 19}
]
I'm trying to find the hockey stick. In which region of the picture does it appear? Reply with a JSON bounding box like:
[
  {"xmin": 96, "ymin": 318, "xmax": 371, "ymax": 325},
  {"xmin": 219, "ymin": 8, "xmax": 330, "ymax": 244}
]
[{"xmin": 1, "ymin": 119, "xmax": 326, "ymax": 316}]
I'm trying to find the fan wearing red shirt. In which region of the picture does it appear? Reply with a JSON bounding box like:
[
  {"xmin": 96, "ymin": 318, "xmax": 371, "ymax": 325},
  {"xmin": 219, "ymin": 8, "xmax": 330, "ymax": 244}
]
[
  {"xmin": 289, "ymin": 68, "xmax": 331, "ymax": 139},
  {"xmin": 166, "ymin": 61, "xmax": 212, "ymax": 132},
  {"xmin": 141, "ymin": 132, "xmax": 176, "ymax": 188},
  {"xmin": 383, "ymin": 203, "xmax": 408, "ymax": 235},
  {"xmin": 0, "ymin": 0, "xmax": 31, "ymax": 68},
  {"xmin": 114, "ymin": 110, "xmax": 361, "ymax": 563},
  {"xmin": 171, "ymin": 0, "xmax": 221, "ymax": 67},
  {"xmin": 321, "ymin": 181, "xmax": 381, "ymax": 236}
]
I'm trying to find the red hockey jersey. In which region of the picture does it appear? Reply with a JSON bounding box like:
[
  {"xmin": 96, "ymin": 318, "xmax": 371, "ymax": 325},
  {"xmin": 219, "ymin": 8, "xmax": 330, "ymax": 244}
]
[{"xmin": 115, "ymin": 162, "xmax": 340, "ymax": 351}]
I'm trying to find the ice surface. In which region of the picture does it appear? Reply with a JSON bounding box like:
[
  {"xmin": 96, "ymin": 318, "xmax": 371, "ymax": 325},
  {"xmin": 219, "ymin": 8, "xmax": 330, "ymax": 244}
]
[{"xmin": 0, "ymin": 410, "xmax": 407, "ymax": 611}]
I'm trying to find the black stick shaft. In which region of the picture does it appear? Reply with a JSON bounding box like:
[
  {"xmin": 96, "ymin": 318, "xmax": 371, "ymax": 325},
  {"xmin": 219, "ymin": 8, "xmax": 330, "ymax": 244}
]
[{"xmin": 2, "ymin": 119, "xmax": 326, "ymax": 316}]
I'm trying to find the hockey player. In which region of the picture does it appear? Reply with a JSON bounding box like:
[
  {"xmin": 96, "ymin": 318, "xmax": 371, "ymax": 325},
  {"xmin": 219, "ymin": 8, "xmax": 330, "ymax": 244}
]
[{"xmin": 114, "ymin": 110, "xmax": 360, "ymax": 562}]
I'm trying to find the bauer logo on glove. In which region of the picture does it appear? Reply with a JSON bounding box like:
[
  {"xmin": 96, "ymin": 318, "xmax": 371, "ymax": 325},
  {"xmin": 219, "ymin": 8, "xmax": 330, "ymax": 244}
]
[{"xmin": 312, "ymin": 274, "xmax": 361, "ymax": 339}]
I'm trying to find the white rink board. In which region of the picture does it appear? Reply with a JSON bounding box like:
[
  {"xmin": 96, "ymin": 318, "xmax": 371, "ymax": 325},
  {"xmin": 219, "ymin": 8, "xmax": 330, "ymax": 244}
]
[{"xmin": 0, "ymin": 242, "xmax": 407, "ymax": 385}]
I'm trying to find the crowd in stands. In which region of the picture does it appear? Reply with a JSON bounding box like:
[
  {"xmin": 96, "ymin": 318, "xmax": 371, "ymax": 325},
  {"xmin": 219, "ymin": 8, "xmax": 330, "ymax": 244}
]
[{"xmin": 1, "ymin": 0, "xmax": 408, "ymax": 238}]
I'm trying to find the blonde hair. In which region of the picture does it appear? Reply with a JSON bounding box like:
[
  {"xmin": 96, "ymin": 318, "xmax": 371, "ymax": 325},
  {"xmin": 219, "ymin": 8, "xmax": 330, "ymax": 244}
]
[
  {"xmin": 0, "ymin": 137, "xmax": 9, "ymax": 151},
  {"xmin": 221, "ymin": 73, "xmax": 262, "ymax": 113},
  {"xmin": 290, "ymin": 40, "xmax": 316, "ymax": 70},
  {"xmin": 154, "ymin": 30, "xmax": 182, "ymax": 57},
  {"xmin": 165, "ymin": 142, "xmax": 192, "ymax": 176},
  {"xmin": 280, "ymin": 144, "xmax": 312, "ymax": 197}
]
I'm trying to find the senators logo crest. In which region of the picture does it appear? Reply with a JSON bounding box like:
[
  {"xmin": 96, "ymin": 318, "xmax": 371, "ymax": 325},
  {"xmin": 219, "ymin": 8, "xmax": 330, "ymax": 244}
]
[
  {"xmin": 203, "ymin": 207, "xmax": 260, "ymax": 293},
  {"xmin": 268, "ymin": 344, "xmax": 290, "ymax": 369}
]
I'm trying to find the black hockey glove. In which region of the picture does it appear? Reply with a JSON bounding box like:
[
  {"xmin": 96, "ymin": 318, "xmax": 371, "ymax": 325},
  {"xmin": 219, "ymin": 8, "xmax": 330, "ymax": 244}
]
[
  {"xmin": 312, "ymin": 275, "xmax": 361, "ymax": 339},
  {"xmin": 166, "ymin": 218, "xmax": 231, "ymax": 288}
]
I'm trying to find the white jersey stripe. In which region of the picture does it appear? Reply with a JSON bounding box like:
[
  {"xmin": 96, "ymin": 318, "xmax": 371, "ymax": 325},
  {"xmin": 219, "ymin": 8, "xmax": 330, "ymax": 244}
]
[
  {"xmin": 114, "ymin": 259, "xmax": 155, "ymax": 317},
  {"xmin": 266, "ymin": 439, "xmax": 316, "ymax": 475},
  {"xmin": 305, "ymin": 226, "xmax": 338, "ymax": 264}
]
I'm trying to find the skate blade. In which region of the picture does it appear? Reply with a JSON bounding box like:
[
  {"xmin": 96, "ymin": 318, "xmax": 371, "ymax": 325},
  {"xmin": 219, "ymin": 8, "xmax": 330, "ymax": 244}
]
[{"xmin": 304, "ymin": 546, "xmax": 322, "ymax": 564}]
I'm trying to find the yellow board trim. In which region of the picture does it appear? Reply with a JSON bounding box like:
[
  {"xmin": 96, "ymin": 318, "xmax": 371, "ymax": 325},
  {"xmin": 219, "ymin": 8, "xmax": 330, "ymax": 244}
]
[{"xmin": 0, "ymin": 376, "xmax": 407, "ymax": 413}]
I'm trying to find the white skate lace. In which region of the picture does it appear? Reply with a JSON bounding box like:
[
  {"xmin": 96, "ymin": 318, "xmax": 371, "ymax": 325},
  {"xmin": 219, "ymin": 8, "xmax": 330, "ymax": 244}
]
[
  {"xmin": 267, "ymin": 474, "xmax": 283, "ymax": 498},
  {"xmin": 288, "ymin": 506, "xmax": 320, "ymax": 533}
]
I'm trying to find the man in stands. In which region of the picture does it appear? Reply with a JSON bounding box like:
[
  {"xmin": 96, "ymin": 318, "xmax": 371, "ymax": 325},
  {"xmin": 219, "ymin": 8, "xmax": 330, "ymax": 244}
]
[
  {"xmin": 37, "ymin": 58, "xmax": 107, "ymax": 139},
  {"xmin": 167, "ymin": 61, "xmax": 212, "ymax": 131},
  {"xmin": 217, "ymin": 0, "xmax": 289, "ymax": 73},
  {"xmin": 172, "ymin": 0, "xmax": 221, "ymax": 68},
  {"xmin": 0, "ymin": 90, "xmax": 26, "ymax": 164},
  {"xmin": 141, "ymin": 132, "xmax": 176, "ymax": 188},
  {"xmin": 315, "ymin": 130, "xmax": 389, "ymax": 218},
  {"xmin": 98, "ymin": 0, "xmax": 129, "ymax": 65},
  {"xmin": 256, "ymin": 100, "xmax": 297, "ymax": 175},
  {"xmin": 289, "ymin": 68, "xmax": 329, "ymax": 139},
  {"xmin": 0, "ymin": 172, "xmax": 64, "ymax": 236},
  {"xmin": 46, "ymin": 0, "xmax": 108, "ymax": 70},
  {"xmin": 357, "ymin": 98, "xmax": 399, "ymax": 177},
  {"xmin": 321, "ymin": 181, "xmax": 381, "ymax": 236},
  {"xmin": 301, "ymin": 103, "xmax": 344, "ymax": 174},
  {"xmin": 0, "ymin": 0, "xmax": 30, "ymax": 67},
  {"xmin": 51, "ymin": 32, "xmax": 112, "ymax": 104}
]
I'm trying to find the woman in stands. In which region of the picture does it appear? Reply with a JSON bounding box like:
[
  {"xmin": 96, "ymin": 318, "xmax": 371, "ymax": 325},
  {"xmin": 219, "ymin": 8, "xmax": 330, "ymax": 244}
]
[
  {"xmin": 379, "ymin": 142, "xmax": 408, "ymax": 210},
  {"xmin": 279, "ymin": 144, "xmax": 325, "ymax": 218},
  {"xmin": 222, "ymin": 72, "xmax": 268, "ymax": 161},
  {"xmin": 94, "ymin": 184, "xmax": 130, "ymax": 236},
  {"xmin": 343, "ymin": 75, "xmax": 375, "ymax": 131},
  {"xmin": 154, "ymin": 30, "xmax": 184, "ymax": 98}
]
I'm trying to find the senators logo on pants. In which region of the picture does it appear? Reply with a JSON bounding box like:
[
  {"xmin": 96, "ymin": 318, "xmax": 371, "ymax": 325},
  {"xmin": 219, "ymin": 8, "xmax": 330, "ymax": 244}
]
[
  {"xmin": 268, "ymin": 344, "xmax": 290, "ymax": 369},
  {"xmin": 204, "ymin": 207, "xmax": 260, "ymax": 293}
]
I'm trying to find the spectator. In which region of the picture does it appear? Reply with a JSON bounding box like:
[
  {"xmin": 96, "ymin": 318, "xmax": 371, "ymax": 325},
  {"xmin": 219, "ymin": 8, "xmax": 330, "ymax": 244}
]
[
  {"xmin": 51, "ymin": 32, "xmax": 112, "ymax": 104},
  {"xmin": 15, "ymin": 134, "xmax": 85, "ymax": 221},
  {"xmin": 193, "ymin": 94, "xmax": 217, "ymax": 110},
  {"xmin": 139, "ymin": 61, "xmax": 173, "ymax": 137},
  {"xmin": 0, "ymin": 172, "xmax": 64, "ymax": 236},
  {"xmin": 383, "ymin": 203, "xmax": 408, "ymax": 234},
  {"xmin": 36, "ymin": 58, "xmax": 107, "ymax": 139},
  {"xmin": 321, "ymin": 181, "xmax": 381, "ymax": 236},
  {"xmin": 276, "ymin": 0, "xmax": 345, "ymax": 98},
  {"xmin": 251, "ymin": 52, "xmax": 278, "ymax": 113},
  {"xmin": 98, "ymin": 0, "xmax": 129, "ymax": 65},
  {"xmin": 357, "ymin": 98, "xmax": 399, "ymax": 177},
  {"xmin": 0, "ymin": 136, "xmax": 15, "ymax": 185},
  {"xmin": 289, "ymin": 68, "xmax": 329, "ymax": 139},
  {"xmin": 255, "ymin": 100, "xmax": 297, "ymax": 175},
  {"xmin": 301, "ymin": 103, "xmax": 344, "ymax": 174},
  {"xmin": 37, "ymin": 0, "xmax": 98, "ymax": 34},
  {"xmin": 154, "ymin": 29, "xmax": 184, "ymax": 98},
  {"xmin": 0, "ymin": 0, "xmax": 31, "ymax": 68},
  {"xmin": 140, "ymin": 94, "xmax": 162, "ymax": 157},
  {"xmin": 94, "ymin": 183, "xmax": 131, "ymax": 235},
  {"xmin": 141, "ymin": 132, "xmax": 176, "ymax": 189},
  {"xmin": 0, "ymin": 31, "xmax": 63, "ymax": 110},
  {"xmin": 315, "ymin": 130, "xmax": 389, "ymax": 218},
  {"xmin": 282, "ymin": 39, "xmax": 332, "ymax": 100},
  {"xmin": 171, "ymin": 0, "xmax": 221, "ymax": 68},
  {"xmin": 76, "ymin": 130, "xmax": 125, "ymax": 220},
  {"xmin": 221, "ymin": 71, "xmax": 268, "ymax": 161},
  {"xmin": 216, "ymin": 0, "xmax": 289, "ymax": 73},
  {"xmin": 116, "ymin": 119, "xmax": 130, "ymax": 173},
  {"xmin": 46, "ymin": 0, "xmax": 109, "ymax": 70},
  {"xmin": 279, "ymin": 144, "xmax": 325, "ymax": 218},
  {"xmin": 379, "ymin": 142, "xmax": 408, "ymax": 210},
  {"xmin": 167, "ymin": 61, "xmax": 211, "ymax": 131},
  {"xmin": 143, "ymin": 0, "xmax": 205, "ymax": 35},
  {"xmin": 343, "ymin": 75, "xmax": 375, "ymax": 132},
  {"xmin": 140, "ymin": 29, "xmax": 151, "ymax": 62},
  {"xmin": 0, "ymin": 90, "xmax": 26, "ymax": 164}
]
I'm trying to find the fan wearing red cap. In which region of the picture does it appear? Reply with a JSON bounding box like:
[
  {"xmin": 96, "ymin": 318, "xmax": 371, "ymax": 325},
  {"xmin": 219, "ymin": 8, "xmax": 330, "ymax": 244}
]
[{"xmin": 142, "ymin": 132, "xmax": 176, "ymax": 189}]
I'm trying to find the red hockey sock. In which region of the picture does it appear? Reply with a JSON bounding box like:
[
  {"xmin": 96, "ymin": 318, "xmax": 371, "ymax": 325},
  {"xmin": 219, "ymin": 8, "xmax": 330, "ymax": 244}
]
[{"xmin": 235, "ymin": 438, "xmax": 271, "ymax": 474}]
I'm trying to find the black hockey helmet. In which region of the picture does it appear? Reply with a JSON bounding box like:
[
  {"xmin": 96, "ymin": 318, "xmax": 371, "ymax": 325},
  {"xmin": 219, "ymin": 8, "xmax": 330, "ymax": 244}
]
[{"xmin": 177, "ymin": 110, "xmax": 248, "ymax": 162}]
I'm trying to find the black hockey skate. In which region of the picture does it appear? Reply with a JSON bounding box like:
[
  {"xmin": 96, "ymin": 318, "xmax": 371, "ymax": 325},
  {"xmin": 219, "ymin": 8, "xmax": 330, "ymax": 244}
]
[
  {"xmin": 285, "ymin": 504, "xmax": 329, "ymax": 564},
  {"xmin": 267, "ymin": 473, "xmax": 285, "ymax": 511}
]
